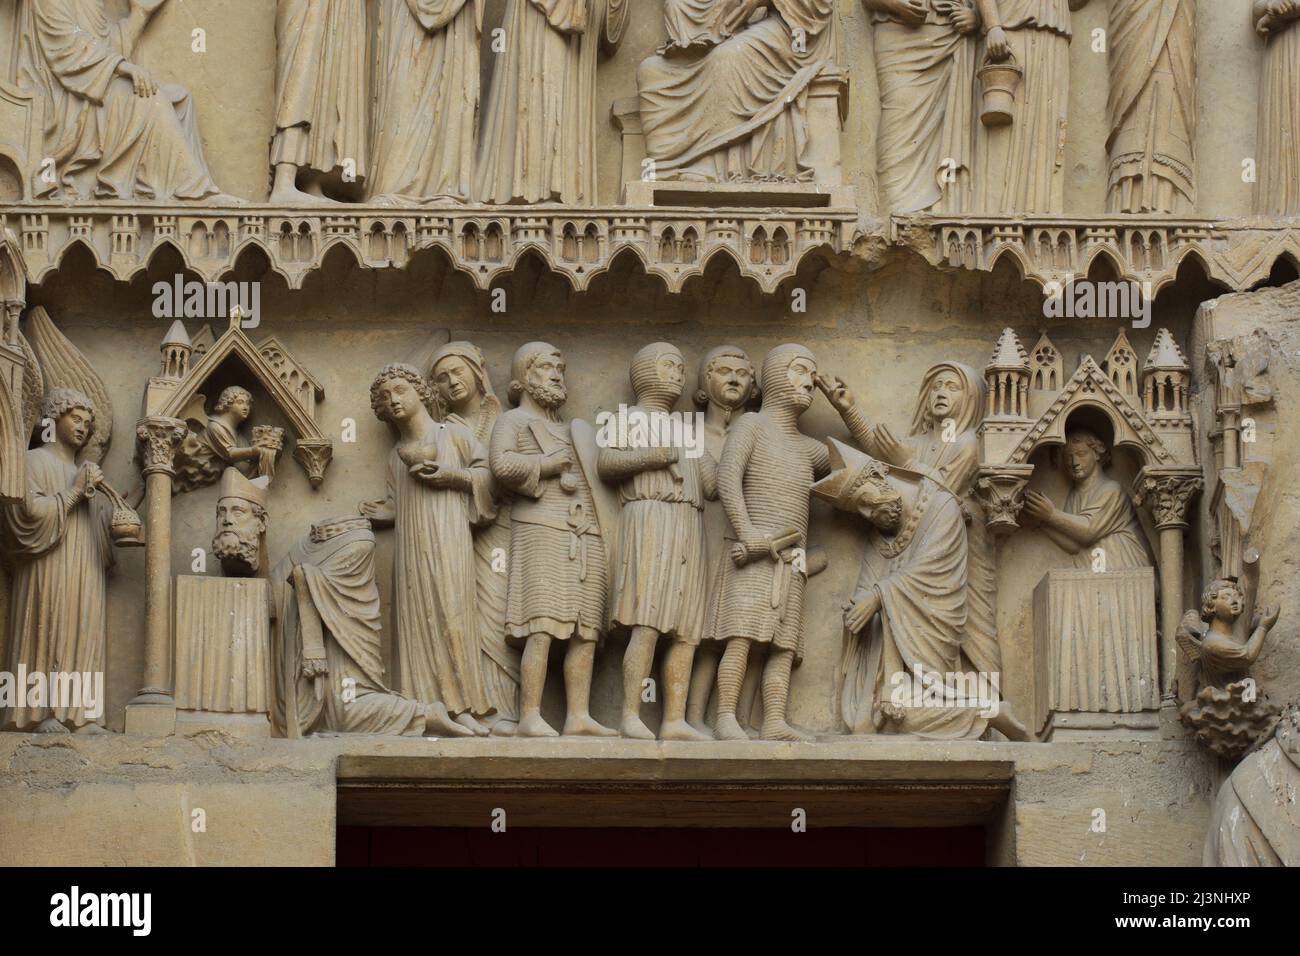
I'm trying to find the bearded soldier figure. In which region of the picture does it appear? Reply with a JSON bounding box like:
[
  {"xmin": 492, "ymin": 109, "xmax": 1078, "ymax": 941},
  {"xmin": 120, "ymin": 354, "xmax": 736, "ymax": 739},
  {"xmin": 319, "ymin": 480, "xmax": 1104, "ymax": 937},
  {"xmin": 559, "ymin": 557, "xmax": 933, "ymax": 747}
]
[
  {"xmin": 712, "ymin": 344, "xmax": 869, "ymax": 741},
  {"xmin": 489, "ymin": 342, "xmax": 618, "ymax": 738}
]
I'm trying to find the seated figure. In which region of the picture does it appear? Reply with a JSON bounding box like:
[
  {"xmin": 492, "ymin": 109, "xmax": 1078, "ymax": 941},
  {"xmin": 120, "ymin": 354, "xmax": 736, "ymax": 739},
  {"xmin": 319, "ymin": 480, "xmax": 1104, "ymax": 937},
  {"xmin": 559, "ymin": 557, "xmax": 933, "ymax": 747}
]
[{"xmin": 636, "ymin": 0, "xmax": 840, "ymax": 184}]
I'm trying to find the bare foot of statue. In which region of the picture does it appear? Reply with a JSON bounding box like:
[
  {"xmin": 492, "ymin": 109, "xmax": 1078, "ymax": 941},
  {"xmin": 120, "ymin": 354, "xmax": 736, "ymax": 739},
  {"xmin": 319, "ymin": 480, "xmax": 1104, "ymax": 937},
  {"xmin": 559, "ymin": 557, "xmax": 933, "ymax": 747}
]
[
  {"xmin": 516, "ymin": 712, "xmax": 560, "ymax": 738},
  {"xmin": 35, "ymin": 718, "xmax": 69, "ymax": 734},
  {"xmin": 659, "ymin": 719, "xmax": 712, "ymax": 742},
  {"xmin": 455, "ymin": 713, "xmax": 491, "ymax": 737},
  {"xmin": 426, "ymin": 702, "xmax": 475, "ymax": 737},
  {"xmin": 686, "ymin": 717, "xmax": 713, "ymax": 737},
  {"xmin": 989, "ymin": 701, "xmax": 1033, "ymax": 742},
  {"xmin": 74, "ymin": 722, "xmax": 109, "ymax": 735},
  {"xmin": 620, "ymin": 714, "xmax": 656, "ymax": 740},
  {"xmin": 714, "ymin": 713, "xmax": 749, "ymax": 741},
  {"xmin": 761, "ymin": 720, "xmax": 815, "ymax": 743},
  {"xmin": 744, "ymin": 724, "xmax": 761, "ymax": 740},
  {"xmin": 490, "ymin": 720, "xmax": 518, "ymax": 737},
  {"xmin": 563, "ymin": 713, "xmax": 618, "ymax": 737}
]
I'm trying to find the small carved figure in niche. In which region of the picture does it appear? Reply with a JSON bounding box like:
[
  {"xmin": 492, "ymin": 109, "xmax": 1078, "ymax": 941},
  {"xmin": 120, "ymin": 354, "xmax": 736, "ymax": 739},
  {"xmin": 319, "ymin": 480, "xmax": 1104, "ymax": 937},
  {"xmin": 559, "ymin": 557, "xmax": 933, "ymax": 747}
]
[
  {"xmin": 17, "ymin": 0, "xmax": 238, "ymax": 202},
  {"xmin": 1204, "ymin": 699, "xmax": 1300, "ymax": 867},
  {"xmin": 637, "ymin": 0, "xmax": 839, "ymax": 184},
  {"xmin": 686, "ymin": 345, "xmax": 759, "ymax": 737},
  {"xmin": 489, "ymin": 343, "xmax": 619, "ymax": 738},
  {"xmin": 814, "ymin": 439, "xmax": 1030, "ymax": 739},
  {"xmin": 599, "ymin": 343, "xmax": 714, "ymax": 741},
  {"xmin": 1, "ymin": 388, "xmax": 114, "ymax": 733},
  {"xmin": 175, "ymin": 386, "xmax": 282, "ymax": 493},
  {"xmin": 1103, "ymin": 0, "xmax": 1196, "ymax": 214},
  {"xmin": 367, "ymin": 0, "xmax": 482, "ymax": 203},
  {"xmin": 360, "ymin": 363, "xmax": 496, "ymax": 737},
  {"xmin": 972, "ymin": 0, "xmax": 1092, "ymax": 215},
  {"xmin": 429, "ymin": 341, "xmax": 520, "ymax": 736},
  {"xmin": 867, "ymin": 0, "xmax": 981, "ymax": 214},
  {"xmin": 1177, "ymin": 579, "xmax": 1282, "ymax": 759},
  {"xmin": 1021, "ymin": 428, "xmax": 1153, "ymax": 570},
  {"xmin": 711, "ymin": 345, "xmax": 864, "ymax": 742},
  {"xmin": 270, "ymin": 515, "xmax": 473, "ymax": 738},
  {"xmin": 271, "ymin": 0, "xmax": 369, "ymax": 204},
  {"xmin": 212, "ymin": 467, "xmax": 270, "ymax": 578},
  {"xmin": 477, "ymin": 0, "xmax": 629, "ymax": 204},
  {"xmin": 1254, "ymin": 0, "xmax": 1300, "ymax": 216}
]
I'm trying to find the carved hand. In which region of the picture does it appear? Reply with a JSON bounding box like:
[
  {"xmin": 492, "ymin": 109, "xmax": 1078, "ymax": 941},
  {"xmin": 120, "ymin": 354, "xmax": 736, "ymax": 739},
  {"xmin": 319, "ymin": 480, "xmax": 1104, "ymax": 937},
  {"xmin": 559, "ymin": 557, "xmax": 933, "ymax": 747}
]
[
  {"xmin": 301, "ymin": 657, "xmax": 328, "ymax": 680},
  {"xmin": 1270, "ymin": 0, "xmax": 1299, "ymax": 19},
  {"xmin": 117, "ymin": 62, "xmax": 159, "ymax": 98},
  {"xmin": 540, "ymin": 448, "xmax": 573, "ymax": 478},
  {"xmin": 359, "ymin": 498, "xmax": 396, "ymax": 526},
  {"xmin": 1253, "ymin": 604, "xmax": 1280, "ymax": 632},
  {"xmin": 73, "ymin": 462, "xmax": 103, "ymax": 498},
  {"xmin": 940, "ymin": 1, "xmax": 980, "ymax": 34},
  {"xmin": 410, "ymin": 461, "xmax": 468, "ymax": 491},
  {"xmin": 723, "ymin": 0, "xmax": 764, "ymax": 34},
  {"xmin": 731, "ymin": 529, "xmax": 772, "ymax": 567},
  {"xmin": 985, "ymin": 26, "xmax": 1011, "ymax": 61},
  {"xmin": 814, "ymin": 373, "xmax": 856, "ymax": 416},
  {"xmin": 844, "ymin": 592, "xmax": 882, "ymax": 635},
  {"xmin": 1022, "ymin": 489, "xmax": 1055, "ymax": 524},
  {"xmin": 871, "ymin": 423, "xmax": 912, "ymax": 467}
]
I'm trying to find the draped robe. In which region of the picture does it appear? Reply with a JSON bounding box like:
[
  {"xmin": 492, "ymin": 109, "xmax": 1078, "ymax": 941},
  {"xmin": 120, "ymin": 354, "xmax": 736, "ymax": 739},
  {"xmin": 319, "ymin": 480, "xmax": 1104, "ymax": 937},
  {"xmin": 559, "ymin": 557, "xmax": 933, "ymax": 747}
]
[
  {"xmin": 476, "ymin": 0, "xmax": 628, "ymax": 204},
  {"xmin": 270, "ymin": 522, "xmax": 426, "ymax": 737},
  {"xmin": 369, "ymin": 0, "xmax": 482, "ymax": 200},
  {"xmin": 841, "ymin": 477, "xmax": 989, "ymax": 740},
  {"xmin": 1204, "ymin": 725, "xmax": 1300, "ymax": 867},
  {"xmin": 19, "ymin": 0, "xmax": 221, "ymax": 201},
  {"xmin": 871, "ymin": 2, "xmax": 976, "ymax": 213},
  {"xmin": 1254, "ymin": 4, "xmax": 1300, "ymax": 216},
  {"xmin": 273, "ymin": 0, "xmax": 369, "ymax": 189},
  {"xmin": 382, "ymin": 419, "xmax": 494, "ymax": 716},
  {"xmin": 638, "ymin": 0, "xmax": 838, "ymax": 183},
  {"xmin": 1104, "ymin": 0, "xmax": 1196, "ymax": 214},
  {"xmin": 2, "ymin": 447, "xmax": 112, "ymax": 730},
  {"xmin": 973, "ymin": 0, "xmax": 1072, "ymax": 214}
]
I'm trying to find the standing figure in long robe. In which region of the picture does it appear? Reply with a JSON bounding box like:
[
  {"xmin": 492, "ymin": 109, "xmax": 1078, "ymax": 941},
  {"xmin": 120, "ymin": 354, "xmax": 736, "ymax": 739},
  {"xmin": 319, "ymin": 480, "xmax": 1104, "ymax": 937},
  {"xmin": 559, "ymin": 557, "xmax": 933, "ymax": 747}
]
[
  {"xmin": 360, "ymin": 364, "xmax": 495, "ymax": 736},
  {"xmin": 1104, "ymin": 0, "xmax": 1196, "ymax": 214},
  {"xmin": 368, "ymin": 0, "xmax": 483, "ymax": 202},
  {"xmin": 270, "ymin": 515, "xmax": 472, "ymax": 738},
  {"xmin": 972, "ymin": 0, "xmax": 1091, "ymax": 214},
  {"xmin": 270, "ymin": 0, "xmax": 369, "ymax": 204},
  {"xmin": 599, "ymin": 343, "xmax": 714, "ymax": 741},
  {"xmin": 2, "ymin": 388, "xmax": 112, "ymax": 733},
  {"xmin": 867, "ymin": 0, "xmax": 980, "ymax": 214},
  {"xmin": 1253, "ymin": 0, "xmax": 1300, "ymax": 216},
  {"xmin": 637, "ymin": 0, "xmax": 839, "ymax": 184},
  {"xmin": 18, "ymin": 0, "xmax": 229, "ymax": 202},
  {"xmin": 476, "ymin": 0, "xmax": 629, "ymax": 204},
  {"xmin": 428, "ymin": 341, "xmax": 520, "ymax": 736}
]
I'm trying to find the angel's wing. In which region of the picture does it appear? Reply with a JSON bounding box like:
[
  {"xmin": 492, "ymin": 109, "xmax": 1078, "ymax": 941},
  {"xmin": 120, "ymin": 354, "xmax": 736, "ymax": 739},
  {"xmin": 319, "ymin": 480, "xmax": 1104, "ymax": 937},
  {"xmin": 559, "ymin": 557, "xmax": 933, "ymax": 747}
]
[
  {"xmin": 1174, "ymin": 609, "xmax": 1204, "ymax": 664},
  {"xmin": 17, "ymin": 330, "xmax": 43, "ymax": 442},
  {"xmin": 23, "ymin": 306, "xmax": 114, "ymax": 464}
]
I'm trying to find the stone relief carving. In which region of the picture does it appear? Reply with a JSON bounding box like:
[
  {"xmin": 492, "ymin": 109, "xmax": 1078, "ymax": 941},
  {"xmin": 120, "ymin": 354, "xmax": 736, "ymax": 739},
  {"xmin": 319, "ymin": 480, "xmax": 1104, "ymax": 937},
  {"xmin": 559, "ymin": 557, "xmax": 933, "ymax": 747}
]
[
  {"xmin": 15, "ymin": 0, "xmax": 232, "ymax": 203},
  {"xmin": 429, "ymin": 341, "xmax": 520, "ymax": 736},
  {"xmin": 709, "ymin": 345, "xmax": 860, "ymax": 742},
  {"xmin": 598, "ymin": 342, "xmax": 714, "ymax": 741},
  {"xmin": 1205, "ymin": 699, "xmax": 1300, "ymax": 866},
  {"xmin": 636, "ymin": 0, "xmax": 844, "ymax": 189},
  {"xmin": 814, "ymin": 439, "xmax": 1028, "ymax": 740},
  {"xmin": 1104, "ymin": 0, "xmax": 1196, "ymax": 214},
  {"xmin": 1254, "ymin": 0, "xmax": 1300, "ymax": 216},
  {"xmin": 271, "ymin": 0, "xmax": 369, "ymax": 205},
  {"xmin": 361, "ymin": 362, "xmax": 496, "ymax": 736},
  {"xmin": 270, "ymin": 514, "xmax": 470, "ymax": 738},
  {"xmin": 489, "ymin": 342, "xmax": 620, "ymax": 737},
  {"xmin": 477, "ymin": 0, "xmax": 628, "ymax": 205},
  {"xmin": 1177, "ymin": 579, "xmax": 1282, "ymax": 760},
  {"xmin": 212, "ymin": 467, "xmax": 270, "ymax": 578},
  {"xmin": 368, "ymin": 0, "xmax": 482, "ymax": 204}
]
